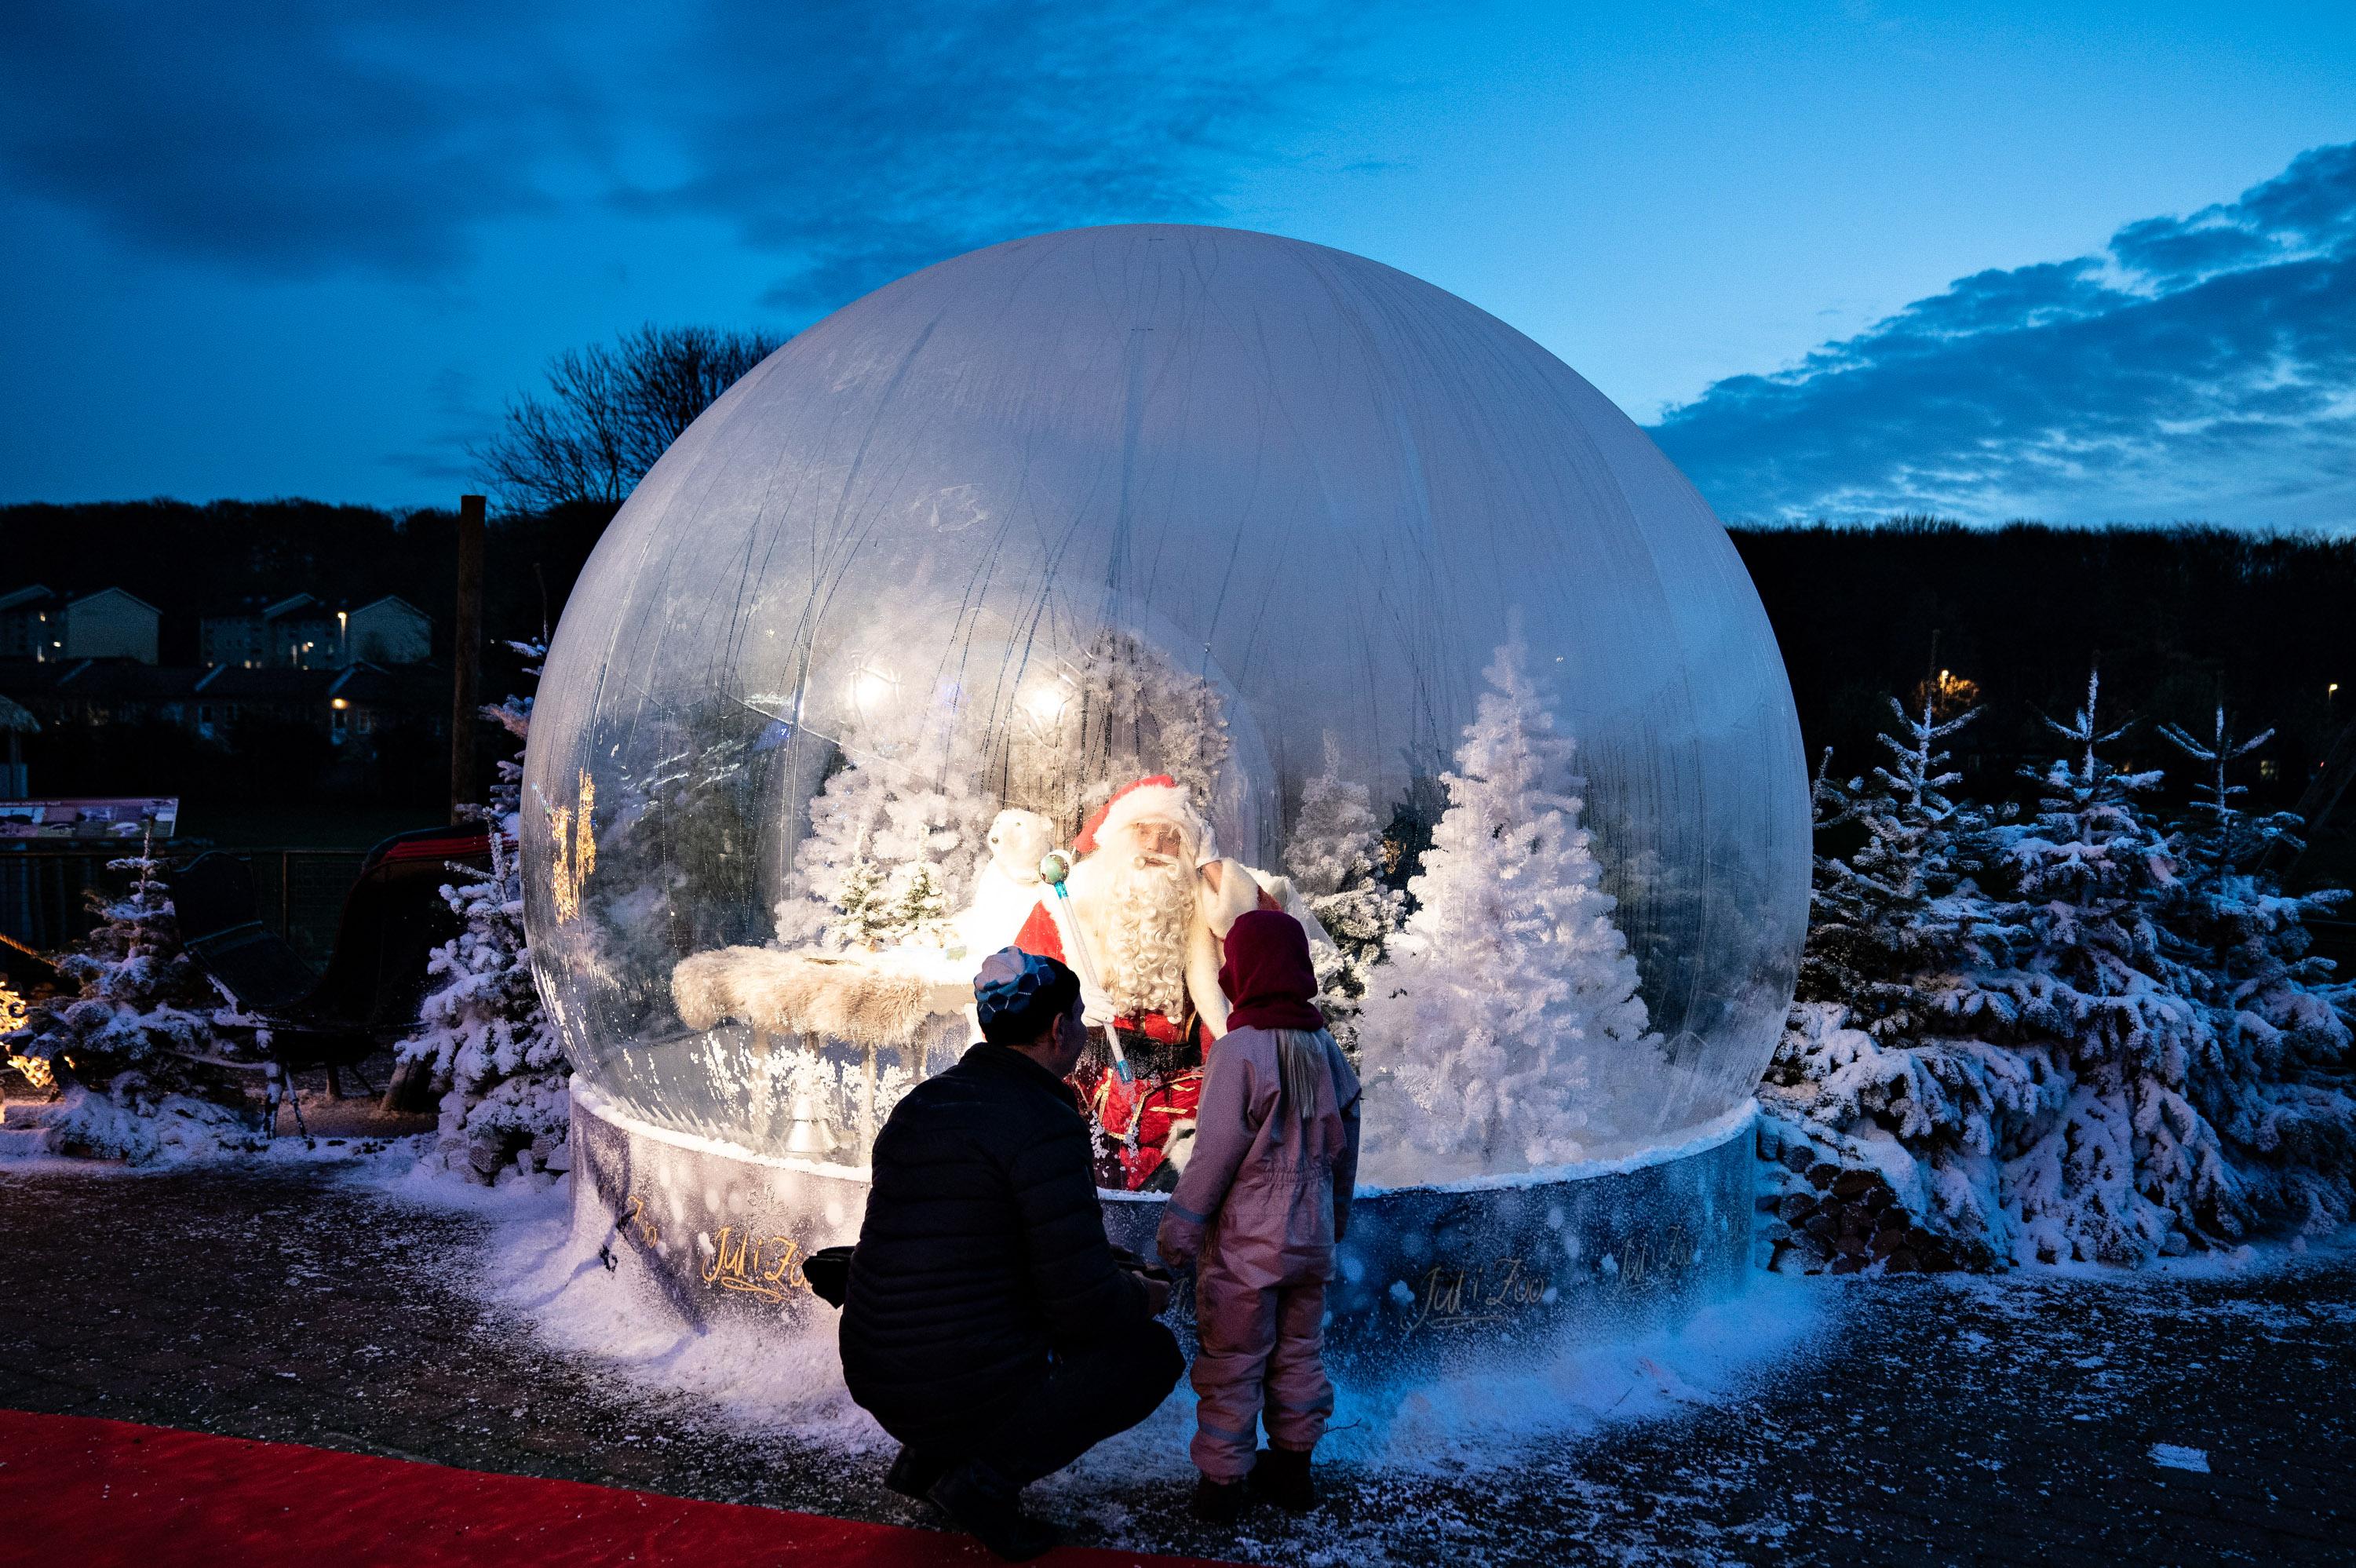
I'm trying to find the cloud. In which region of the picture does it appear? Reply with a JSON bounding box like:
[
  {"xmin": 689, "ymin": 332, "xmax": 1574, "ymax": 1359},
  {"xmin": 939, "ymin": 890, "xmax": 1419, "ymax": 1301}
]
[
  {"xmin": 1650, "ymin": 142, "xmax": 2356, "ymax": 527},
  {"xmin": 0, "ymin": 0, "xmax": 1371, "ymax": 306},
  {"xmin": 0, "ymin": 1, "xmax": 572, "ymax": 277},
  {"xmin": 616, "ymin": 1, "xmax": 1373, "ymax": 313}
]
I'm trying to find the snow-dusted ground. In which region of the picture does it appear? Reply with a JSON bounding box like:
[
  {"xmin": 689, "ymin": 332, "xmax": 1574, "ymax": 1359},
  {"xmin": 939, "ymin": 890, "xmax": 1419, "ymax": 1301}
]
[
  {"xmin": 5, "ymin": 1140, "xmax": 2350, "ymax": 1563},
  {"xmin": 425, "ymin": 1154, "xmax": 1822, "ymax": 1472},
  {"xmin": 353, "ymin": 1158, "xmax": 2356, "ymax": 1563}
]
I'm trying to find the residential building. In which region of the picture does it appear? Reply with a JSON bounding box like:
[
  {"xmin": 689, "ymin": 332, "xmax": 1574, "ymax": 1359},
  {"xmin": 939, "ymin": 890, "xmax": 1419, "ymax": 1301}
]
[
  {"xmin": 343, "ymin": 596, "xmax": 432, "ymax": 665},
  {"xmin": 0, "ymin": 587, "xmax": 61, "ymax": 661},
  {"xmin": 201, "ymin": 593, "xmax": 340, "ymax": 669},
  {"xmin": 192, "ymin": 662, "xmax": 447, "ymax": 744},
  {"xmin": 60, "ymin": 589, "xmax": 159, "ymax": 663}
]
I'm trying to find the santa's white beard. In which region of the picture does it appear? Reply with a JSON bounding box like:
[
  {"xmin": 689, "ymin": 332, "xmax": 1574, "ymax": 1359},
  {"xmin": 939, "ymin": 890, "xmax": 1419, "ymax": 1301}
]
[{"xmin": 1068, "ymin": 851, "xmax": 1194, "ymax": 1019}]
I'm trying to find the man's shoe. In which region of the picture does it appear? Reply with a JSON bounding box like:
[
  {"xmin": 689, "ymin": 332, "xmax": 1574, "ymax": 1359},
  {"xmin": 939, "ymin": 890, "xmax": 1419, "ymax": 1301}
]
[
  {"xmin": 928, "ymin": 1460, "xmax": 1062, "ymax": 1562},
  {"xmin": 1189, "ymin": 1475, "xmax": 1249, "ymax": 1524},
  {"xmin": 1248, "ymin": 1445, "xmax": 1315, "ymax": 1512},
  {"xmin": 883, "ymin": 1445, "xmax": 949, "ymax": 1502}
]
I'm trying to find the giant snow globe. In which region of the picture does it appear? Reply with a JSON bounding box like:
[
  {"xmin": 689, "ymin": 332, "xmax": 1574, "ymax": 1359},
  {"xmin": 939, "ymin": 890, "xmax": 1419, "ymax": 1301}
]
[{"xmin": 524, "ymin": 224, "xmax": 1808, "ymax": 1363}]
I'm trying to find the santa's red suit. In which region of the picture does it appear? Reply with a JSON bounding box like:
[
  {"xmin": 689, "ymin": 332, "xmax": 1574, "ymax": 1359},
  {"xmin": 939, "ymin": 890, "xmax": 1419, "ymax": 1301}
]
[{"xmin": 1012, "ymin": 776, "xmax": 1276, "ymax": 1191}]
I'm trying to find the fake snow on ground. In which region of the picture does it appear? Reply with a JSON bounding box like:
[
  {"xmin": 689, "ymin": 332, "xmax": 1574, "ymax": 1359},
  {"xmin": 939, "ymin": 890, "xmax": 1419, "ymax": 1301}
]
[{"xmin": 345, "ymin": 1154, "xmax": 1832, "ymax": 1563}]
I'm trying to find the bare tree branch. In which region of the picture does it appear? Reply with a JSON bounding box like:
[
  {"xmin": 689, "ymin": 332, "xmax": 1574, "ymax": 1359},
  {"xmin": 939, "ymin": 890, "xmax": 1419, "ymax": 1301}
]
[{"xmin": 473, "ymin": 324, "xmax": 786, "ymax": 511}]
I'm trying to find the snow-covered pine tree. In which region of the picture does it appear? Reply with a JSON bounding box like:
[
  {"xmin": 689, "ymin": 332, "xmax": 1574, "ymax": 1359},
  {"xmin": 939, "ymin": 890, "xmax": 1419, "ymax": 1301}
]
[
  {"xmin": 2157, "ymin": 706, "xmax": 2356, "ymax": 1234},
  {"xmin": 1356, "ymin": 640, "xmax": 1655, "ymax": 1180},
  {"xmin": 1284, "ymin": 735, "xmax": 1404, "ymax": 1051},
  {"xmin": 890, "ymin": 859, "xmax": 950, "ymax": 942},
  {"xmin": 5, "ymin": 828, "xmax": 250, "ymax": 1161},
  {"xmin": 1761, "ymin": 698, "xmax": 2061, "ymax": 1267},
  {"xmin": 1976, "ymin": 668, "xmax": 2230, "ymax": 1263},
  {"xmin": 399, "ymin": 644, "xmax": 573, "ymax": 1185},
  {"xmin": 777, "ymin": 725, "xmax": 991, "ymax": 952},
  {"xmin": 819, "ymin": 844, "xmax": 890, "ymax": 950},
  {"xmin": 1797, "ymin": 698, "xmax": 1988, "ymax": 1038}
]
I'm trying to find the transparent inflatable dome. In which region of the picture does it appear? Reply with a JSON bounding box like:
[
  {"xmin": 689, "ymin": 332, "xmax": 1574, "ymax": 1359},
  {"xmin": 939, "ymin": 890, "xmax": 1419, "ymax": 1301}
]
[{"xmin": 523, "ymin": 224, "xmax": 1808, "ymax": 1180}]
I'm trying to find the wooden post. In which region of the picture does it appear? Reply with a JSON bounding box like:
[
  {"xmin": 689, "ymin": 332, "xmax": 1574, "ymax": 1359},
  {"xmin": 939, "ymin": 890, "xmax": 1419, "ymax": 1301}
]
[{"xmin": 449, "ymin": 494, "xmax": 486, "ymax": 823}]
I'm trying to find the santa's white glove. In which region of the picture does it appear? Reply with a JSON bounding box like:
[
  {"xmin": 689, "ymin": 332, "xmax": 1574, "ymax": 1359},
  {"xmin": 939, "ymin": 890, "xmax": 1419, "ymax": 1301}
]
[{"xmin": 1079, "ymin": 979, "xmax": 1117, "ymax": 1029}]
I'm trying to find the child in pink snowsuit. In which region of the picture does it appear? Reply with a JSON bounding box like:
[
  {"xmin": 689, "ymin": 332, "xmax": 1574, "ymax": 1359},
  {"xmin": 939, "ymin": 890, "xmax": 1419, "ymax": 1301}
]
[{"xmin": 1156, "ymin": 909, "xmax": 1361, "ymax": 1520}]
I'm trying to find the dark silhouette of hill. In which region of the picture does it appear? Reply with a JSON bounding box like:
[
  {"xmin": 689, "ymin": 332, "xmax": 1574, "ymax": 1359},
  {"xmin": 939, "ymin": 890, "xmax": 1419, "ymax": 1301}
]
[{"xmin": 1730, "ymin": 520, "xmax": 2353, "ymax": 817}]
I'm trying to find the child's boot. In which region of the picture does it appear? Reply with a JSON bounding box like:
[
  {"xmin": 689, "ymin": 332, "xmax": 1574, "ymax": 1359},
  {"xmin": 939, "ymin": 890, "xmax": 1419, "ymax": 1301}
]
[
  {"xmin": 1189, "ymin": 1475, "xmax": 1249, "ymax": 1524},
  {"xmin": 1249, "ymin": 1445, "xmax": 1315, "ymax": 1512}
]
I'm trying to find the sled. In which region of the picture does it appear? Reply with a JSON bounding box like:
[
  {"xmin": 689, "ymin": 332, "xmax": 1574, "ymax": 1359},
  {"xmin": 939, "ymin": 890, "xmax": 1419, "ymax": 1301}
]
[{"xmin": 171, "ymin": 826, "xmax": 491, "ymax": 1108}]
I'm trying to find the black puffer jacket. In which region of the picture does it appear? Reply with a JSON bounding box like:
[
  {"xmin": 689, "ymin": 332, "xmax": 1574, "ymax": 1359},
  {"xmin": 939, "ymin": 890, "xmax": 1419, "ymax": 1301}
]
[{"xmin": 840, "ymin": 1042, "xmax": 1148, "ymax": 1442}]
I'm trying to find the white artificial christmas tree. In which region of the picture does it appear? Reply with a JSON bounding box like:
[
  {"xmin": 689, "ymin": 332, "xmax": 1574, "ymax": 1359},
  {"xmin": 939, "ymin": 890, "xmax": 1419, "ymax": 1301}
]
[
  {"xmin": 399, "ymin": 647, "xmax": 573, "ymax": 1185},
  {"xmin": 778, "ymin": 727, "xmax": 992, "ymax": 952},
  {"xmin": 1284, "ymin": 735, "xmax": 1404, "ymax": 1051},
  {"xmin": 1358, "ymin": 640, "xmax": 1656, "ymax": 1180}
]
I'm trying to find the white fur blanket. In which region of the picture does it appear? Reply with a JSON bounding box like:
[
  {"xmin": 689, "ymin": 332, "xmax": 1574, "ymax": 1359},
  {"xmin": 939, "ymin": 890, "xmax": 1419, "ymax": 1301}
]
[{"xmin": 673, "ymin": 947, "xmax": 938, "ymax": 1049}]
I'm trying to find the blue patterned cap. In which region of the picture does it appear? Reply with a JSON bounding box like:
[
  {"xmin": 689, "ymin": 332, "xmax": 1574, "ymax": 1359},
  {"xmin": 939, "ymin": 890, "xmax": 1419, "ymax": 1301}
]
[{"xmin": 974, "ymin": 947, "xmax": 1080, "ymax": 1041}]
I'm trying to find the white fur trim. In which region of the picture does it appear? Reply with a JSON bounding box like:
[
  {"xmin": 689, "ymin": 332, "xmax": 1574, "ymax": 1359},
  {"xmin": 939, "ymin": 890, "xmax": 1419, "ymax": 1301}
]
[
  {"xmin": 1188, "ymin": 918, "xmax": 1230, "ymax": 1038},
  {"xmin": 1089, "ymin": 781, "xmax": 1206, "ymax": 859},
  {"xmin": 1197, "ymin": 858, "xmax": 1264, "ymax": 939},
  {"xmin": 1184, "ymin": 861, "xmax": 1329, "ymax": 1038}
]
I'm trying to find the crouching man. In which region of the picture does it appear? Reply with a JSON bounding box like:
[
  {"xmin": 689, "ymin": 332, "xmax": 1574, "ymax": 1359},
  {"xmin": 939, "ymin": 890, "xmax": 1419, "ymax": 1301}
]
[{"xmin": 840, "ymin": 948, "xmax": 1184, "ymax": 1560}]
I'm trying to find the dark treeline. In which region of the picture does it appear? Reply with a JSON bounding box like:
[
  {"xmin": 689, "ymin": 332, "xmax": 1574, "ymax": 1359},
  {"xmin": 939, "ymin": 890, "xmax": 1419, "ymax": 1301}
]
[
  {"xmin": 5, "ymin": 505, "xmax": 2351, "ymax": 873},
  {"xmin": 1731, "ymin": 518, "xmax": 2356, "ymax": 882}
]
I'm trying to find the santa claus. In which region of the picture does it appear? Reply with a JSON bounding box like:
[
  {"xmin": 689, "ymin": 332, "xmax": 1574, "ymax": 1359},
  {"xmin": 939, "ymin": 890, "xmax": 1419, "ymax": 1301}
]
[{"xmin": 1011, "ymin": 775, "xmax": 1283, "ymax": 1189}]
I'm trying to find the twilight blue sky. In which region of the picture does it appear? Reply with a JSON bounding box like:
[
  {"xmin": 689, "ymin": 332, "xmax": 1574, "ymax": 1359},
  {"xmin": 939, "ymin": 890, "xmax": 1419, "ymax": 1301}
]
[{"xmin": 2, "ymin": 1, "xmax": 2351, "ymax": 527}]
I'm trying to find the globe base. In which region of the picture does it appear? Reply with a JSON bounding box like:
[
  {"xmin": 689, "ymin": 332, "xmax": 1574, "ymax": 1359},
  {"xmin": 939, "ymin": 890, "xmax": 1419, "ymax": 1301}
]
[{"xmin": 565, "ymin": 1076, "xmax": 1754, "ymax": 1376}]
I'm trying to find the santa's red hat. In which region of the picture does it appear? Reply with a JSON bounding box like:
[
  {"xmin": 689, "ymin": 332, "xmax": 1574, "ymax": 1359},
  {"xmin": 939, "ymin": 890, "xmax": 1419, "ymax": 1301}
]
[{"xmin": 1073, "ymin": 775, "xmax": 1210, "ymax": 859}]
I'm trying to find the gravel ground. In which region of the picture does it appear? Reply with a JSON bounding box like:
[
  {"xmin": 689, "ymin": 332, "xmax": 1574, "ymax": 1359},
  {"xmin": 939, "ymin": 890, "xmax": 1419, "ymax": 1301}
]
[{"xmin": 1, "ymin": 1157, "xmax": 2349, "ymax": 1566}]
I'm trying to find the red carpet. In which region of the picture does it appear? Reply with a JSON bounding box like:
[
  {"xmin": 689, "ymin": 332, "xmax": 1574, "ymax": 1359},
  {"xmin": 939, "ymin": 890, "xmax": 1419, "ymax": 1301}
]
[{"xmin": 0, "ymin": 1409, "xmax": 1244, "ymax": 1568}]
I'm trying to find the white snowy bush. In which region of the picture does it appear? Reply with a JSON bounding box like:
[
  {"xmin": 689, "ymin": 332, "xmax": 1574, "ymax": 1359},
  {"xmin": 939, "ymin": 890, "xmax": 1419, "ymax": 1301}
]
[
  {"xmin": 399, "ymin": 647, "xmax": 573, "ymax": 1186},
  {"xmin": 1358, "ymin": 640, "xmax": 1657, "ymax": 1180}
]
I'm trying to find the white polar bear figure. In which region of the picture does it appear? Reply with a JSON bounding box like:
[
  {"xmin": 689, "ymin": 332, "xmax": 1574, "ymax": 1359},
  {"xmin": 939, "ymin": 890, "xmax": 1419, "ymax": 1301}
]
[{"xmin": 952, "ymin": 808, "xmax": 1057, "ymax": 960}]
